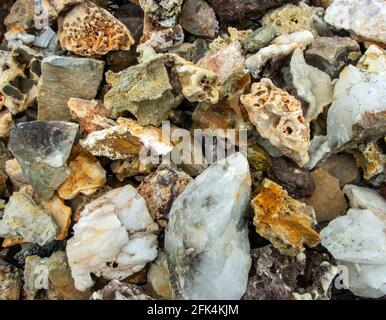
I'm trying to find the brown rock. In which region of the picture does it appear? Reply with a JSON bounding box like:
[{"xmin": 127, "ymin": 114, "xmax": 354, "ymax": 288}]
[
  {"xmin": 319, "ymin": 153, "xmax": 359, "ymax": 187},
  {"xmin": 0, "ymin": 262, "xmax": 21, "ymax": 300},
  {"xmin": 111, "ymin": 157, "xmax": 155, "ymax": 181}
]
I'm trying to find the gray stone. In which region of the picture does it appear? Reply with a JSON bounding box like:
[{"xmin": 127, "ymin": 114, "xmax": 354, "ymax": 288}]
[
  {"xmin": 244, "ymin": 26, "xmax": 277, "ymax": 53},
  {"xmin": 91, "ymin": 280, "xmax": 153, "ymax": 300}
]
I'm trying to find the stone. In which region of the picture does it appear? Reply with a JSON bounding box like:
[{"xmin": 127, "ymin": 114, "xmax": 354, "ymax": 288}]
[
  {"xmin": 305, "ymin": 36, "xmax": 361, "ymax": 79},
  {"xmin": 37, "ymin": 56, "xmax": 105, "ymax": 121},
  {"xmin": 243, "ymin": 245, "xmax": 338, "ymax": 300},
  {"xmin": 288, "ymin": 48, "xmax": 332, "ymax": 122},
  {"xmin": 104, "ymin": 45, "xmax": 178, "ymax": 126},
  {"xmin": 164, "ymin": 152, "xmax": 251, "ymax": 299},
  {"xmin": 357, "ymin": 45, "xmax": 386, "ymax": 75},
  {"xmin": 58, "ymin": 147, "xmax": 107, "ymax": 200},
  {"xmin": 111, "ymin": 157, "xmax": 155, "ymax": 181},
  {"xmin": 91, "ymin": 280, "xmax": 153, "ymax": 300},
  {"xmin": 0, "ymin": 262, "xmax": 21, "ymax": 300},
  {"xmin": 313, "ymin": 0, "xmax": 333, "ymax": 8},
  {"xmin": 24, "ymin": 251, "xmax": 90, "ymax": 300},
  {"xmin": 324, "ymin": 0, "xmax": 386, "ymax": 45},
  {"xmin": 251, "ymin": 179, "xmax": 321, "ymax": 256},
  {"xmin": 319, "ymin": 153, "xmax": 359, "ymax": 187},
  {"xmin": 4, "ymin": 158, "xmax": 29, "ymax": 190},
  {"xmin": 58, "ymin": 1, "xmax": 134, "ymax": 57},
  {"xmin": 139, "ymin": 0, "xmax": 184, "ymax": 28},
  {"xmin": 80, "ymin": 117, "xmax": 173, "ymax": 160},
  {"xmin": 143, "ymin": 24, "xmax": 184, "ymax": 52},
  {"xmin": 244, "ymin": 26, "xmax": 277, "ymax": 53},
  {"xmin": 68, "ymin": 98, "xmax": 115, "ymax": 136},
  {"xmin": 247, "ymin": 144, "xmax": 271, "ymax": 189},
  {"xmin": 0, "ymin": 109, "xmax": 12, "ymax": 138},
  {"xmin": 66, "ymin": 184, "xmax": 159, "ymax": 292},
  {"xmin": 12, "ymin": 240, "xmax": 66, "ymax": 265},
  {"xmin": 352, "ymin": 141, "xmax": 386, "ymax": 180},
  {"xmin": 0, "ymin": 188, "xmax": 58, "ymax": 246},
  {"xmin": 0, "ymin": 142, "xmax": 10, "ymax": 197},
  {"xmin": 8, "ymin": 121, "xmax": 78, "ymax": 200},
  {"xmin": 267, "ymin": 157, "xmax": 315, "ymax": 199},
  {"xmin": 241, "ymin": 78, "xmax": 310, "ymax": 167},
  {"xmin": 138, "ymin": 163, "xmax": 191, "ymax": 228},
  {"xmin": 179, "ymin": 0, "xmax": 218, "ymax": 38},
  {"xmin": 305, "ymin": 168, "xmax": 348, "ymax": 222},
  {"xmin": 169, "ymin": 39, "xmax": 209, "ymax": 63},
  {"xmin": 147, "ymin": 251, "xmax": 174, "ymax": 299}
]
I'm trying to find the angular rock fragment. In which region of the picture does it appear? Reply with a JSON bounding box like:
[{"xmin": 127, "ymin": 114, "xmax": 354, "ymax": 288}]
[
  {"xmin": 0, "ymin": 262, "xmax": 21, "ymax": 300},
  {"xmin": 37, "ymin": 56, "xmax": 105, "ymax": 121},
  {"xmin": 0, "ymin": 108, "xmax": 12, "ymax": 138},
  {"xmin": 352, "ymin": 141, "xmax": 386, "ymax": 180},
  {"xmin": 241, "ymin": 78, "xmax": 310, "ymax": 167},
  {"xmin": 251, "ymin": 179, "xmax": 321, "ymax": 256},
  {"xmin": 357, "ymin": 45, "xmax": 386, "ymax": 75},
  {"xmin": 165, "ymin": 152, "xmax": 251, "ymax": 299},
  {"xmin": 247, "ymin": 144, "xmax": 271, "ymax": 189},
  {"xmin": 91, "ymin": 280, "xmax": 153, "ymax": 300},
  {"xmin": 0, "ymin": 142, "xmax": 10, "ymax": 197},
  {"xmin": 143, "ymin": 23, "xmax": 184, "ymax": 52},
  {"xmin": 147, "ymin": 251, "xmax": 174, "ymax": 299},
  {"xmin": 67, "ymin": 184, "xmax": 159, "ymax": 291},
  {"xmin": 111, "ymin": 157, "xmax": 155, "ymax": 181},
  {"xmin": 319, "ymin": 153, "xmax": 359, "ymax": 187},
  {"xmin": 244, "ymin": 26, "xmax": 277, "ymax": 53},
  {"xmin": 4, "ymin": 158, "xmax": 29, "ymax": 190},
  {"xmin": 59, "ymin": 1, "xmax": 134, "ymax": 57},
  {"xmin": 139, "ymin": 0, "xmax": 184, "ymax": 28},
  {"xmin": 8, "ymin": 121, "xmax": 78, "ymax": 199}
]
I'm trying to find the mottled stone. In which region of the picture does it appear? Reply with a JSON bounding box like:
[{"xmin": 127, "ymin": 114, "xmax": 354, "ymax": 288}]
[
  {"xmin": 247, "ymin": 144, "xmax": 271, "ymax": 189},
  {"xmin": 91, "ymin": 280, "xmax": 153, "ymax": 300},
  {"xmin": 143, "ymin": 24, "xmax": 185, "ymax": 52},
  {"xmin": 0, "ymin": 262, "xmax": 21, "ymax": 300},
  {"xmin": 0, "ymin": 109, "xmax": 11, "ymax": 141},
  {"xmin": 139, "ymin": 0, "xmax": 184, "ymax": 28},
  {"xmin": 4, "ymin": 158, "xmax": 29, "ymax": 190},
  {"xmin": 244, "ymin": 26, "xmax": 277, "ymax": 53},
  {"xmin": 319, "ymin": 153, "xmax": 359, "ymax": 187},
  {"xmin": 169, "ymin": 39, "xmax": 209, "ymax": 63},
  {"xmin": 37, "ymin": 56, "xmax": 105, "ymax": 121},
  {"xmin": 252, "ymin": 179, "xmax": 321, "ymax": 256},
  {"xmin": 352, "ymin": 142, "xmax": 386, "ymax": 180},
  {"xmin": 357, "ymin": 45, "xmax": 386, "ymax": 75},
  {"xmin": 8, "ymin": 121, "xmax": 78, "ymax": 199},
  {"xmin": 147, "ymin": 251, "xmax": 174, "ymax": 299},
  {"xmin": 111, "ymin": 157, "xmax": 155, "ymax": 181}
]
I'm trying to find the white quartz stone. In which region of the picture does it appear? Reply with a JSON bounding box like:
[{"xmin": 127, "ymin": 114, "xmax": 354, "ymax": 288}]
[{"xmin": 164, "ymin": 152, "xmax": 251, "ymax": 300}]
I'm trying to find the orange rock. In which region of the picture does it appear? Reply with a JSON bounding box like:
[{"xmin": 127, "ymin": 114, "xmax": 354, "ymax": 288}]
[{"xmin": 2, "ymin": 236, "xmax": 27, "ymax": 248}]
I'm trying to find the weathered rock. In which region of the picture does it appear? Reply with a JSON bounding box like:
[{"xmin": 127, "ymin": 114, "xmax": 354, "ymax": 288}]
[
  {"xmin": 4, "ymin": 158, "xmax": 29, "ymax": 190},
  {"xmin": 12, "ymin": 240, "xmax": 66, "ymax": 265},
  {"xmin": 0, "ymin": 188, "xmax": 58, "ymax": 246},
  {"xmin": 170, "ymin": 38, "xmax": 209, "ymax": 63},
  {"xmin": 165, "ymin": 152, "xmax": 251, "ymax": 299},
  {"xmin": 0, "ymin": 262, "xmax": 21, "ymax": 300},
  {"xmin": 111, "ymin": 157, "xmax": 155, "ymax": 181},
  {"xmin": 8, "ymin": 121, "xmax": 78, "ymax": 200},
  {"xmin": 241, "ymin": 78, "xmax": 310, "ymax": 167},
  {"xmin": 138, "ymin": 163, "xmax": 191, "ymax": 228},
  {"xmin": 319, "ymin": 153, "xmax": 359, "ymax": 187},
  {"xmin": 252, "ymin": 179, "xmax": 321, "ymax": 256},
  {"xmin": 247, "ymin": 144, "xmax": 271, "ymax": 189},
  {"xmin": 357, "ymin": 45, "xmax": 386, "ymax": 75},
  {"xmin": 324, "ymin": 0, "xmax": 386, "ymax": 45},
  {"xmin": 24, "ymin": 251, "xmax": 90, "ymax": 300},
  {"xmin": 244, "ymin": 26, "xmax": 277, "ymax": 53},
  {"xmin": 305, "ymin": 36, "xmax": 361, "ymax": 79},
  {"xmin": 139, "ymin": 0, "xmax": 184, "ymax": 28},
  {"xmin": 0, "ymin": 142, "xmax": 10, "ymax": 197},
  {"xmin": 67, "ymin": 184, "xmax": 159, "ymax": 292},
  {"xmin": 147, "ymin": 251, "xmax": 174, "ymax": 299},
  {"xmin": 267, "ymin": 157, "xmax": 315, "ymax": 199},
  {"xmin": 0, "ymin": 108, "xmax": 12, "ymax": 138},
  {"xmin": 91, "ymin": 280, "xmax": 153, "ymax": 300},
  {"xmin": 305, "ymin": 168, "xmax": 348, "ymax": 222},
  {"xmin": 59, "ymin": 1, "xmax": 134, "ymax": 57},
  {"xmin": 37, "ymin": 56, "xmax": 104, "ymax": 121},
  {"xmin": 352, "ymin": 141, "xmax": 386, "ymax": 180},
  {"xmin": 143, "ymin": 24, "xmax": 185, "ymax": 52}
]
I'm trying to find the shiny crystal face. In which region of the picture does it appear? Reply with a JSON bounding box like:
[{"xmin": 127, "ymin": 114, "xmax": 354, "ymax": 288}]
[{"xmin": 0, "ymin": 0, "xmax": 385, "ymax": 301}]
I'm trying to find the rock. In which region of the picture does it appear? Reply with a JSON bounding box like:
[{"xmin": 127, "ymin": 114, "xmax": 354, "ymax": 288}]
[
  {"xmin": 164, "ymin": 152, "xmax": 251, "ymax": 299},
  {"xmin": 244, "ymin": 245, "xmax": 338, "ymax": 300},
  {"xmin": 66, "ymin": 184, "xmax": 159, "ymax": 292},
  {"xmin": 170, "ymin": 39, "xmax": 209, "ymax": 63},
  {"xmin": 305, "ymin": 36, "xmax": 361, "ymax": 79},
  {"xmin": 288, "ymin": 48, "xmax": 332, "ymax": 122},
  {"xmin": 251, "ymin": 179, "xmax": 321, "ymax": 256},
  {"xmin": 241, "ymin": 78, "xmax": 310, "ymax": 167},
  {"xmin": 91, "ymin": 280, "xmax": 153, "ymax": 300},
  {"xmin": 247, "ymin": 144, "xmax": 271, "ymax": 189},
  {"xmin": 244, "ymin": 26, "xmax": 277, "ymax": 53},
  {"xmin": 352, "ymin": 141, "xmax": 386, "ymax": 180},
  {"xmin": 13, "ymin": 240, "xmax": 66, "ymax": 265},
  {"xmin": 58, "ymin": 147, "xmax": 106, "ymax": 200},
  {"xmin": 179, "ymin": 0, "xmax": 218, "ymax": 38},
  {"xmin": 143, "ymin": 24, "xmax": 185, "ymax": 52},
  {"xmin": 313, "ymin": 0, "xmax": 333, "ymax": 8},
  {"xmin": 68, "ymin": 99, "xmax": 115, "ymax": 136},
  {"xmin": 0, "ymin": 142, "xmax": 10, "ymax": 196},
  {"xmin": 5, "ymin": 158, "xmax": 29, "ymax": 190},
  {"xmin": 0, "ymin": 262, "xmax": 21, "ymax": 300},
  {"xmin": 104, "ymin": 45, "xmax": 178, "ymax": 126},
  {"xmin": 0, "ymin": 188, "xmax": 58, "ymax": 246},
  {"xmin": 319, "ymin": 153, "xmax": 359, "ymax": 187},
  {"xmin": 80, "ymin": 117, "xmax": 173, "ymax": 160},
  {"xmin": 324, "ymin": 0, "xmax": 386, "ymax": 45},
  {"xmin": 24, "ymin": 251, "xmax": 90, "ymax": 300},
  {"xmin": 111, "ymin": 157, "xmax": 155, "ymax": 181},
  {"xmin": 207, "ymin": 0, "xmax": 300, "ymax": 22},
  {"xmin": 267, "ymin": 157, "xmax": 315, "ymax": 199},
  {"xmin": 147, "ymin": 251, "xmax": 174, "ymax": 299},
  {"xmin": 305, "ymin": 168, "xmax": 347, "ymax": 222},
  {"xmin": 0, "ymin": 108, "xmax": 12, "ymax": 138},
  {"xmin": 37, "ymin": 56, "xmax": 105, "ymax": 121},
  {"xmin": 138, "ymin": 163, "xmax": 191, "ymax": 228},
  {"xmin": 357, "ymin": 45, "xmax": 386, "ymax": 75},
  {"xmin": 139, "ymin": 0, "xmax": 184, "ymax": 28},
  {"xmin": 8, "ymin": 121, "xmax": 78, "ymax": 200},
  {"xmin": 58, "ymin": 1, "xmax": 134, "ymax": 57}
]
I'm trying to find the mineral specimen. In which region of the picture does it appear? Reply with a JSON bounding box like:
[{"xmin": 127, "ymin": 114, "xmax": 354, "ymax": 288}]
[
  {"xmin": 353, "ymin": 141, "xmax": 386, "ymax": 180},
  {"xmin": 319, "ymin": 153, "xmax": 359, "ymax": 187},
  {"xmin": 139, "ymin": 0, "xmax": 184, "ymax": 28},
  {"xmin": 4, "ymin": 158, "xmax": 29, "ymax": 190},
  {"xmin": 91, "ymin": 280, "xmax": 153, "ymax": 300},
  {"xmin": 8, "ymin": 121, "xmax": 78, "ymax": 199},
  {"xmin": 0, "ymin": 262, "xmax": 21, "ymax": 300},
  {"xmin": 147, "ymin": 251, "xmax": 174, "ymax": 299},
  {"xmin": 241, "ymin": 78, "xmax": 310, "ymax": 167},
  {"xmin": 165, "ymin": 152, "xmax": 251, "ymax": 299},
  {"xmin": 58, "ymin": 1, "xmax": 134, "ymax": 57},
  {"xmin": 244, "ymin": 26, "xmax": 277, "ymax": 53},
  {"xmin": 37, "ymin": 56, "xmax": 105, "ymax": 121},
  {"xmin": 0, "ymin": 108, "xmax": 12, "ymax": 138},
  {"xmin": 66, "ymin": 184, "xmax": 159, "ymax": 291},
  {"xmin": 143, "ymin": 24, "xmax": 184, "ymax": 52},
  {"xmin": 111, "ymin": 157, "xmax": 155, "ymax": 181},
  {"xmin": 251, "ymin": 179, "xmax": 321, "ymax": 256},
  {"xmin": 357, "ymin": 45, "xmax": 386, "ymax": 75}
]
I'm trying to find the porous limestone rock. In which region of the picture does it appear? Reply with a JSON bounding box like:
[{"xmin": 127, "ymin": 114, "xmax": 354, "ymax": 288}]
[
  {"xmin": 138, "ymin": 163, "xmax": 191, "ymax": 228},
  {"xmin": 8, "ymin": 121, "xmax": 78, "ymax": 200},
  {"xmin": 66, "ymin": 184, "xmax": 159, "ymax": 292},
  {"xmin": 139, "ymin": 0, "xmax": 184, "ymax": 28},
  {"xmin": 164, "ymin": 152, "xmax": 252, "ymax": 300},
  {"xmin": 0, "ymin": 262, "xmax": 21, "ymax": 300},
  {"xmin": 80, "ymin": 117, "xmax": 173, "ymax": 160},
  {"xmin": 324, "ymin": 0, "xmax": 386, "ymax": 45},
  {"xmin": 91, "ymin": 280, "xmax": 153, "ymax": 300},
  {"xmin": 241, "ymin": 78, "xmax": 310, "ymax": 167},
  {"xmin": 147, "ymin": 251, "xmax": 174, "ymax": 299},
  {"xmin": 352, "ymin": 142, "xmax": 386, "ymax": 180},
  {"xmin": 251, "ymin": 179, "xmax": 321, "ymax": 256},
  {"xmin": 24, "ymin": 251, "xmax": 90, "ymax": 300},
  {"xmin": 59, "ymin": 1, "xmax": 134, "ymax": 57},
  {"xmin": 244, "ymin": 26, "xmax": 277, "ymax": 53},
  {"xmin": 4, "ymin": 158, "xmax": 29, "ymax": 190},
  {"xmin": 37, "ymin": 56, "xmax": 105, "ymax": 121},
  {"xmin": 0, "ymin": 188, "xmax": 58, "ymax": 246}
]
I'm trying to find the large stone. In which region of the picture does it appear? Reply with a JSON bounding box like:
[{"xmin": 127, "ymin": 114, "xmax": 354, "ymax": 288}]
[
  {"xmin": 164, "ymin": 152, "xmax": 251, "ymax": 300},
  {"xmin": 0, "ymin": 262, "xmax": 21, "ymax": 300},
  {"xmin": 244, "ymin": 26, "xmax": 277, "ymax": 53},
  {"xmin": 37, "ymin": 56, "xmax": 105, "ymax": 121},
  {"xmin": 319, "ymin": 153, "xmax": 359, "ymax": 187}
]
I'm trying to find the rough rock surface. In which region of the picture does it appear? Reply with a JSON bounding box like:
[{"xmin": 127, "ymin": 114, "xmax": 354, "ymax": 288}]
[
  {"xmin": 147, "ymin": 251, "xmax": 174, "ymax": 299},
  {"xmin": 139, "ymin": 0, "xmax": 184, "ymax": 28},
  {"xmin": 353, "ymin": 141, "xmax": 386, "ymax": 180},
  {"xmin": 91, "ymin": 280, "xmax": 153, "ymax": 300},
  {"xmin": 244, "ymin": 26, "xmax": 277, "ymax": 53},
  {"xmin": 165, "ymin": 152, "xmax": 251, "ymax": 299},
  {"xmin": 0, "ymin": 262, "xmax": 21, "ymax": 300}
]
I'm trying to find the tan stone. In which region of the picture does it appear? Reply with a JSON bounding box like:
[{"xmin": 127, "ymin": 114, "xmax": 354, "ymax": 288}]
[
  {"xmin": 111, "ymin": 157, "xmax": 155, "ymax": 181},
  {"xmin": 0, "ymin": 108, "xmax": 12, "ymax": 138},
  {"xmin": 4, "ymin": 158, "xmax": 30, "ymax": 190},
  {"xmin": 320, "ymin": 153, "xmax": 359, "ymax": 187}
]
